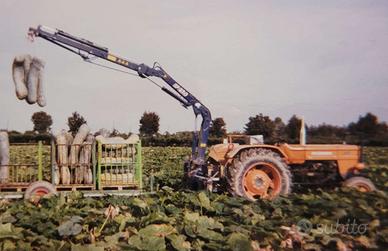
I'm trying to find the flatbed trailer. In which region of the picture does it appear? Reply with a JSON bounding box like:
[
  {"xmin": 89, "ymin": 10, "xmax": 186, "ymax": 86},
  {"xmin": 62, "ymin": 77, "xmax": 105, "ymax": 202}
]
[{"xmin": 0, "ymin": 138, "xmax": 144, "ymax": 200}]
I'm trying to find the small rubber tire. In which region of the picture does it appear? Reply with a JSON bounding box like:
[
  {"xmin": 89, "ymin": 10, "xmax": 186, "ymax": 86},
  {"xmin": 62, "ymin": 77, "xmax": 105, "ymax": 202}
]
[
  {"xmin": 24, "ymin": 181, "xmax": 57, "ymax": 201},
  {"xmin": 343, "ymin": 176, "xmax": 376, "ymax": 192}
]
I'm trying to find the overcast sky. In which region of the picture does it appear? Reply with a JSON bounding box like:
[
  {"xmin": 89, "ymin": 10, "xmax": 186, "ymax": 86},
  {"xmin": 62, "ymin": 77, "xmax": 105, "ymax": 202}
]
[{"xmin": 1, "ymin": 0, "xmax": 387, "ymax": 134}]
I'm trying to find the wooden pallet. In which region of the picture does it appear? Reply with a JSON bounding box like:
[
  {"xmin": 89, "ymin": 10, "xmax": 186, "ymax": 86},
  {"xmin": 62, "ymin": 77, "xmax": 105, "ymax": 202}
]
[
  {"xmin": 100, "ymin": 184, "xmax": 138, "ymax": 191},
  {"xmin": 0, "ymin": 184, "xmax": 29, "ymax": 192},
  {"xmin": 56, "ymin": 184, "xmax": 94, "ymax": 191}
]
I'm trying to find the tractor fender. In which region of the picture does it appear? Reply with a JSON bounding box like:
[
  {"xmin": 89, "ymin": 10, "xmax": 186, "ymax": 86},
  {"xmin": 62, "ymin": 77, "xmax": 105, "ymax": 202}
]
[{"xmin": 226, "ymin": 145, "xmax": 288, "ymax": 161}]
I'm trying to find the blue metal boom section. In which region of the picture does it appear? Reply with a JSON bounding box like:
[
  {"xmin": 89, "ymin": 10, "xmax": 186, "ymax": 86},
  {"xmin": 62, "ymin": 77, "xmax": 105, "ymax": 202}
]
[{"xmin": 28, "ymin": 25, "xmax": 211, "ymax": 165}]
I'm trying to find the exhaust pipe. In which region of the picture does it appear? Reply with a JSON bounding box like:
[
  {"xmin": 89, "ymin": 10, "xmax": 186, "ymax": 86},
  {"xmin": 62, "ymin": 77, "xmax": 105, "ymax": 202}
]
[{"xmin": 299, "ymin": 116, "xmax": 306, "ymax": 145}]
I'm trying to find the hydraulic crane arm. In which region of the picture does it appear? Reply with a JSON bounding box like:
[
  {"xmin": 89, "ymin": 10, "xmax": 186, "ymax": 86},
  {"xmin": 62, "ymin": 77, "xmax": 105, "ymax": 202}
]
[{"xmin": 28, "ymin": 25, "xmax": 211, "ymax": 165}]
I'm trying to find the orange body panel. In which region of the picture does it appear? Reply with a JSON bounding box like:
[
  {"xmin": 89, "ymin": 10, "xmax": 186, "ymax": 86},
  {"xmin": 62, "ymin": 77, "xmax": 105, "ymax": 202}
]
[
  {"xmin": 208, "ymin": 143, "xmax": 364, "ymax": 178},
  {"xmin": 278, "ymin": 144, "xmax": 364, "ymax": 177}
]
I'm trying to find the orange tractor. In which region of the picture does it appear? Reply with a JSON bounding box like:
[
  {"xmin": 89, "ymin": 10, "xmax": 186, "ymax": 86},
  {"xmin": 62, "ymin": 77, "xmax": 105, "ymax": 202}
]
[{"xmin": 207, "ymin": 134, "xmax": 374, "ymax": 201}]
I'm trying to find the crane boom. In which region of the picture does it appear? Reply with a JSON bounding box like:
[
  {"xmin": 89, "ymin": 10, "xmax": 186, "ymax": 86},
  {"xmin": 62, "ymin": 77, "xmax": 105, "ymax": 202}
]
[{"xmin": 28, "ymin": 25, "xmax": 211, "ymax": 166}]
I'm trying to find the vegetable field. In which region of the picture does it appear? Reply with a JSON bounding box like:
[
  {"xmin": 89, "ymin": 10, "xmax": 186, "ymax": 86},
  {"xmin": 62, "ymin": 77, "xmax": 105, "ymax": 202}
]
[{"xmin": 1, "ymin": 147, "xmax": 387, "ymax": 250}]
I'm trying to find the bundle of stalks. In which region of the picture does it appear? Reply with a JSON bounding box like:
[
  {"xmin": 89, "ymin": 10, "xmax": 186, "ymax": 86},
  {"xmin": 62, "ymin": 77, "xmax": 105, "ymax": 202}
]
[
  {"xmin": 55, "ymin": 125, "xmax": 94, "ymax": 185},
  {"xmin": 12, "ymin": 54, "xmax": 46, "ymax": 107},
  {"xmin": 0, "ymin": 131, "xmax": 10, "ymax": 183}
]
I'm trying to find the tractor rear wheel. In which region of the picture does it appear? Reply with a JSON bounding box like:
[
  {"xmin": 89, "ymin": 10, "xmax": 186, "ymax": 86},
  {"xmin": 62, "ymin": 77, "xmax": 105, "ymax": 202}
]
[
  {"xmin": 343, "ymin": 176, "xmax": 376, "ymax": 192},
  {"xmin": 227, "ymin": 148, "xmax": 291, "ymax": 201}
]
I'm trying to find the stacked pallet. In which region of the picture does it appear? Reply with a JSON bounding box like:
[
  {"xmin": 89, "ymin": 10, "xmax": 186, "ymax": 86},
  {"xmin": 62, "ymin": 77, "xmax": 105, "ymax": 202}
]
[
  {"xmin": 55, "ymin": 124, "xmax": 93, "ymax": 185},
  {"xmin": 96, "ymin": 134, "xmax": 139, "ymax": 185}
]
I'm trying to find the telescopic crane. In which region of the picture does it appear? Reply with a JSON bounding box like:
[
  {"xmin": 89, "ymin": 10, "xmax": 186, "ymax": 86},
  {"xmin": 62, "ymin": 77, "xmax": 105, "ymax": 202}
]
[{"xmin": 28, "ymin": 25, "xmax": 211, "ymax": 178}]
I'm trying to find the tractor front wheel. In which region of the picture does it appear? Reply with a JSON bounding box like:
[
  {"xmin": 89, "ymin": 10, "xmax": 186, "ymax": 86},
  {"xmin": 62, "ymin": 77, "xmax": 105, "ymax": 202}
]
[
  {"xmin": 343, "ymin": 176, "xmax": 376, "ymax": 192},
  {"xmin": 228, "ymin": 149, "xmax": 291, "ymax": 201}
]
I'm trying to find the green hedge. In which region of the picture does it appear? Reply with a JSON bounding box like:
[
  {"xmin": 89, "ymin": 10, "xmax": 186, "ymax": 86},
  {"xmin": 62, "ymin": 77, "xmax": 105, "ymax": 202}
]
[
  {"xmin": 141, "ymin": 135, "xmax": 223, "ymax": 147},
  {"xmin": 8, "ymin": 132, "xmax": 52, "ymax": 144},
  {"xmin": 7, "ymin": 131, "xmax": 388, "ymax": 147}
]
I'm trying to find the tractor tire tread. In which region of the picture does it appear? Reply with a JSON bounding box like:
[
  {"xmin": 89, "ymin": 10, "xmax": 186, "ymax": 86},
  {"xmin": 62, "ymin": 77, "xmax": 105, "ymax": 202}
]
[{"xmin": 227, "ymin": 148, "xmax": 292, "ymax": 200}]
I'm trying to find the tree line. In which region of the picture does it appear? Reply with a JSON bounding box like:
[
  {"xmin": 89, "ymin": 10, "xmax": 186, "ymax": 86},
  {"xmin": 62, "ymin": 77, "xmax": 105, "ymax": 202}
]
[
  {"xmin": 242, "ymin": 113, "xmax": 388, "ymax": 146},
  {"xmin": 6, "ymin": 111, "xmax": 388, "ymax": 146},
  {"xmin": 139, "ymin": 112, "xmax": 388, "ymax": 146},
  {"xmin": 8, "ymin": 112, "xmax": 88, "ymax": 143}
]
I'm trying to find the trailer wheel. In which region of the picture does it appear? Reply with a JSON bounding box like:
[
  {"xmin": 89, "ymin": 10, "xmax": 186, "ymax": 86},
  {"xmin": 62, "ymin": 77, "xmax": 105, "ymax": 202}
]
[
  {"xmin": 228, "ymin": 149, "xmax": 291, "ymax": 201},
  {"xmin": 343, "ymin": 176, "xmax": 376, "ymax": 192},
  {"xmin": 25, "ymin": 181, "xmax": 57, "ymax": 201}
]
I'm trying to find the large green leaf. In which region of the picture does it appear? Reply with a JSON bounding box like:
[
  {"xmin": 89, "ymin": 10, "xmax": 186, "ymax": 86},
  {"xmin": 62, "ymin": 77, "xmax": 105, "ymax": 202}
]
[
  {"xmin": 183, "ymin": 212, "xmax": 224, "ymax": 241},
  {"xmin": 0, "ymin": 223, "xmax": 23, "ymax": 240},
  {"xmin": 71, "ymin": 244, "xmax": 104, "ymax": 251},
  {"xmin": 57, "ymin": 217, "xmax": 83, "ymax": 237},
  {"xmin": 131, "ymin": 198, "xmax": 149, "ymax": 210},
  {"xmin": 167, "ymin": 234, "xmax": 191, "ymax": 251},
  {"xmin": 198, "ymin": 192, "xmax": 214, "ymax": 211},
  {"xmin": 128, "ymin": 224, "xmax": 176, "ymax": 251},
  {"xmin": 227, "ymin": 232, "xmax": 252, "ymax": 251}
]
